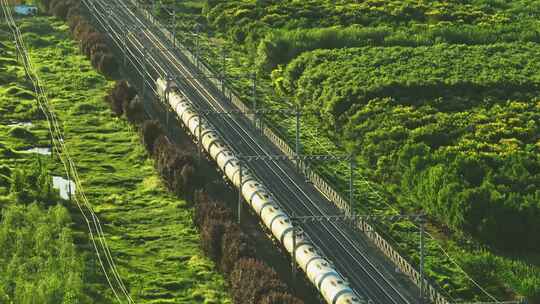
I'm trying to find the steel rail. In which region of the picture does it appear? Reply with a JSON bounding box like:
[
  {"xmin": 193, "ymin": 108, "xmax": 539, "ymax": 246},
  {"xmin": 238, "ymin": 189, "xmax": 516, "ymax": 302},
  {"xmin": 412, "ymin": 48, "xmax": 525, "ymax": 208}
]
[
  {"xmin": 134, "ymin": 19, "xmax": 413, "ymax": 304},
  {"xmin": 88, "ymin": 1, "xmax": 420, "ymax": 303},
  {"xmin": 109, "ymin": 9, "xmax": 384, "ymax": 302},
  {"xmin": 107, "ymin": 2, "xmax": 413, "ymax": 302},
  {"xmin": 93, "ymin": 5, "xmax": 380, "ymax": 301},
  {"xmin": 138, "ymin": 22, "xmax": 411, "ymax": 304}
]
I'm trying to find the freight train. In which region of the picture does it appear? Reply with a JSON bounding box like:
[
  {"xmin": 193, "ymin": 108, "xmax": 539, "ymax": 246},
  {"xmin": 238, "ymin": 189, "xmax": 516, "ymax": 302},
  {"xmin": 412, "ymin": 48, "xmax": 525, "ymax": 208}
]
[{"xmin": 156, "ymin": 77, "xmax": 364, "ymax": 304}]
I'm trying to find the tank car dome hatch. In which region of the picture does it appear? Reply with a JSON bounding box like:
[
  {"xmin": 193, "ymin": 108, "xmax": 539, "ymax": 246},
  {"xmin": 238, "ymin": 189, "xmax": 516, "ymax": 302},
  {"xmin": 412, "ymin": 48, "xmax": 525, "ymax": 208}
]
[
  {"xmin": 303, "ymin": 246, "xmax": 315, "ymax": 254},
  {"xmin": 343, "ymin": 296, "xmax": 363, "ymax": 304}
]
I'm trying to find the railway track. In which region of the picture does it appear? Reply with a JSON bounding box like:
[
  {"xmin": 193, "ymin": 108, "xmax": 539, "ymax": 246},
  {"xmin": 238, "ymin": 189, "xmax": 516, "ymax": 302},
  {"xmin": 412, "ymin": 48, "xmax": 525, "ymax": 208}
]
[{"xmin": 83, "ymin": 1, "xmax": 423, "ymax": 303}]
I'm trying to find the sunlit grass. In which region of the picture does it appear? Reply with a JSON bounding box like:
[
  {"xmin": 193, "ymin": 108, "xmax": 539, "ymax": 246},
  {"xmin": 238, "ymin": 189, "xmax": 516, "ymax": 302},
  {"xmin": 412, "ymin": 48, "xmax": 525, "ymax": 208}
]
[{"xmin": 0, "ymin": 16, "xmax": 231, "ymax": 303}]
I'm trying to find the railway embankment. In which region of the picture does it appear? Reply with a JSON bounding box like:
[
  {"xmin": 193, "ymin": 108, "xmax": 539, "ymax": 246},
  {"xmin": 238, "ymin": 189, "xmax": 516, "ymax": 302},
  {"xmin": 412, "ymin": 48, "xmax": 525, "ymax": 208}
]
[
  {"xmin": 0, "ymin": 14, "xmax": 231, "ymax": 302},
  {"xmin": 25, "ymin": 1, "xmax": 321, "ymax": 303}
]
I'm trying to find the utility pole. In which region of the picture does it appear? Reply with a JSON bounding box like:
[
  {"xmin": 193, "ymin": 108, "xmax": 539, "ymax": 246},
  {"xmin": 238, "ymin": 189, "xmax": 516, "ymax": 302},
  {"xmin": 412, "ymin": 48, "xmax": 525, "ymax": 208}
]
[
  {"xmin": 68, "ymin": 174, "xmax": 72, "ymax": 203},
  {"xmin": 150, "ymin": 0, "xmax": 156, "ymax": 18},
  {"xmin": 251, "ymin": 73, "xmax": 258, "ymax": 128},
  {"xmin": 198, "ymin": 111, "xmax": 203, "ymax": 163},
  {"xmin": 166, "ymin": 101, "xmax": 170, "ymax": 132},
  {"xmin": 123, "ymin": 25, "xmax": 130, "ymax": 67},
  {"xmin": 50, "ymin": 128, "xmax": 54, "ymax": 160},
  {"xmin": 419, "ymin": 216, "xmax": 425, "ymax": 303},
  {"xmin": 349, "ymin": 156, "xmax": 355, "ymax": 217},
  {"xmin": 237, "ymin": 160, "xmax": 243, "ymax": 224},
  {"xmin": 13, "ymin": 39, "xmax": 18, "ymax": 63},
  {"xmin": 106, "ymin": 5, "xmax": 112, "ymax": 26},
  {"xmin": 166, "ymin": 6, "xmax": 177, "ymax": 48},
  {"xmin": 252, "ymin": 72, "xmax": 257, "ymax": 111},
  {"xmin": 172, "ymin": 7, "xmax": 176, "ymax": 48},
  {"xmin": 220, "ymin": 48, "xmax": 226, "ymax": 93},
  {"xmin": 66, "ymin": 161, "xmax": 72, "ymax": 203},
  {"xmin": 295, "ymin": 106, "xmax": 301, "ymax": 172},
  {"xmin": 141, "ymin": 46, "xmax": 147, "ymax": 100},
  {"xmin": 194, "ymin": 26, "xmax": 200, "ymax": 69},
  {"xmin": 291, "ymin": 220, "xmax": 297, "ymax": 282}
]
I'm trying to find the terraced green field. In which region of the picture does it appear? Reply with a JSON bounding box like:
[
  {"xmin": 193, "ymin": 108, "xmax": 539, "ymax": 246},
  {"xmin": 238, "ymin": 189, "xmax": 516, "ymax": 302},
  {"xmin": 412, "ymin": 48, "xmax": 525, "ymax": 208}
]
[
  {"xmin": 152, "ymin": 0, "xmax": 540, "ymax": 302},
  {"xmin": 0, "ymin": 16, "xmax": 230, "ymax": 303}
]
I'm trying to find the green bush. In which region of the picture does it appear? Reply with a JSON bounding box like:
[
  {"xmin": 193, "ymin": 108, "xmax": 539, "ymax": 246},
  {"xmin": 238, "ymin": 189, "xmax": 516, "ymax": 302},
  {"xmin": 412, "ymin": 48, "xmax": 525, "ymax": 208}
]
[
  {"xmin": 277, "ymin": 43, "xmax": 540, "ymax": 128},
  {"xmin": 256, "ymin": 22, "xmax": 540, "ymax": 72},
  {"xmin": 0, "ymin": 203, "xmax": 86, "ymax": 303},
  {"xmin": 8, "ymin": 163, "xmax": 56, "ymax": 205},
  {"xmin": 0, "ymin": 163, "xmax": 86, "ymax": 303},
  {"xmin": 276, "ymin": 44, "xmax": 540, "ymax": 250},
  {"xmin": 152, "ymin": 135, "xmax": 199, "ymax": 197}
]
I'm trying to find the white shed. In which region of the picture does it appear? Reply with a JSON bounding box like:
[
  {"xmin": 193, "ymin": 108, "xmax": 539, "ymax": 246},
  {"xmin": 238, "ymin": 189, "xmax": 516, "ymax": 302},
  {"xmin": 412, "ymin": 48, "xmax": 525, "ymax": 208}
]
[{"xmin": 14, "ymin": 5, "xmax": 38, "ymax": 16}]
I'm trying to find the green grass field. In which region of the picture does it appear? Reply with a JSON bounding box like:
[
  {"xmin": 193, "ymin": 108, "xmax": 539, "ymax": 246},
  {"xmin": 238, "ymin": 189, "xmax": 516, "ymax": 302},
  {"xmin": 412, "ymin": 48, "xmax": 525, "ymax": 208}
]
[{"xmin": 0, "ymin": 16, "xmax": 231, "ymax": 303}]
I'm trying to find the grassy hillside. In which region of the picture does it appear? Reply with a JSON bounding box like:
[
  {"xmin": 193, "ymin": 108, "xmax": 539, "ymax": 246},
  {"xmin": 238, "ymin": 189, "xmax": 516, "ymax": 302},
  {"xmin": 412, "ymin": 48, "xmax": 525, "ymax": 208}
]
[
  {"xmin": 147, "ymin": 0, "xmax": 540, "ymax": 302},
  {"xmin": 0, "ymin": 16, "xmax": 230, "ymax": 303},
  {"xmin": 199, "ymin": 0, "xmax": 540, "ymax": 71},
  {"xmin": 274, "ymin": 45, "xmax": 540, "ymax": 252},
  {"xmin": 273, "ymin": 45, "xmax": 540, "ymax": 299}
]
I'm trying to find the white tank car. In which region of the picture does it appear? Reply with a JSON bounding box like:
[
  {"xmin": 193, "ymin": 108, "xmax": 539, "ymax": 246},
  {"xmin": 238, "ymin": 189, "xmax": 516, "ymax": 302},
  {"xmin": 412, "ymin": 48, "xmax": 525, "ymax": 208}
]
[{"xmin": 156, "ymin": 78, "xmax": 365, "ymax": 304}]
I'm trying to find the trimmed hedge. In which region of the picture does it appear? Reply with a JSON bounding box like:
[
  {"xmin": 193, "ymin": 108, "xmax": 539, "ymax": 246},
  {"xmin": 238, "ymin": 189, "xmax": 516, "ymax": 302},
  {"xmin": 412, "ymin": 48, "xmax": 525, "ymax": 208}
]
[
  {"xmin": 105, "ymin": 80, "xmax": 140, "ymax": 120},
  {"xmin": 40, "ymin": 0, "xmax": 119, "ymax": 77},
  {"xmin": 140, "ymin": 120, "xmax": 163, "ymax": 155},
  {"xmin": 193, "ymin": 192, "xmax": 301, "ymax": 304},
  {"xmin": 152, "ymin": 135, "xmax": 198, "ymax": 197}
]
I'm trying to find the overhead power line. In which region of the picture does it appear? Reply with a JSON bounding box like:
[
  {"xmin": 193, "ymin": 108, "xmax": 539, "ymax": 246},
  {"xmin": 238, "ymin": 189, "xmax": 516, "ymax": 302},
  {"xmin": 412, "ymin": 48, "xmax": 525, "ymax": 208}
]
[{"xmin": 0, "ymin": 2, "xmax": 134, "ymax": 302}]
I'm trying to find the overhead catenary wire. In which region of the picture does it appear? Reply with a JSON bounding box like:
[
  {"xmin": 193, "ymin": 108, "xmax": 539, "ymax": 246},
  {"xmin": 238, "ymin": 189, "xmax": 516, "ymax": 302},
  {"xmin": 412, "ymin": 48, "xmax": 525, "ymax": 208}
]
[
  {"xmin": 128, "ymin": 2, "xmax": 506, "ymax": 303},
  {"xmin": 0, "ymin": 12, "xmax": 131, "ymax": 304},
  {"xmin": 0, "ymin": 2, "xmax": 134, "ymax": 302},
  {"xmin": 45, "ymin": 0, "xmax": 507, "ymax": 303},
  {"xmin": 107, "ymin": 0, "xmax": 412, "ymax": 302}
]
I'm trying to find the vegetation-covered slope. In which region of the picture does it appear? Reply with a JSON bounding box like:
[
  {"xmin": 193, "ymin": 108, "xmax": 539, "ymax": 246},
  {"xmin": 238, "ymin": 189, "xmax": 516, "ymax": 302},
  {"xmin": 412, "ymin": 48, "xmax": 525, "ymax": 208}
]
[
  {"xmin": 0, "ymin": 16, "xmax": 231, "ymax": 303},
  {"xmin": 147, "ymin": 0, "xmax": 540, "ymax": 302},
  {"xmin": 274, "ymin": 43, "xmax": 540, "ymax": 249},
  {"xmin": 204, "ymin": 0, "xmax": 539, "ymax": 38},
  {"xmin": 201, "ymin": 0, "xmax": 540, "ymax": 72}
]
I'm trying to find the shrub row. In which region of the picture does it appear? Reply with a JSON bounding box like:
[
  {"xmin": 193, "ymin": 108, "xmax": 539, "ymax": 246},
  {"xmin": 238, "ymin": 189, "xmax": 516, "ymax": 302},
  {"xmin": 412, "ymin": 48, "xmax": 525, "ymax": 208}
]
[
  {"xmin": 276, "ymin": 43, "xmax": 540, "ymax": 128},
  {"xmin": 194, "ymin": 191, "xmax": 303, "ymax": 304},
  {"xmin": 137, "ymin": 117, "xmax": 302, "ymax": 303},
  {"xmin": 153, "ymin": 135, "xmax": 197, "ymax": 198},
  {"xmin": 114, "ymin": 89, "xmax": 302, "ymax": 302},
  {"xmin": 40, "ymin": 0, "xmax": 118, "ymax": 77},
  {"xmin": 105, "ymin": 82, "xmax": 200, "ymax": 199},
  {"xmin": 256, "ymin": 23, "xmax": 540, "ymax": 73}
]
